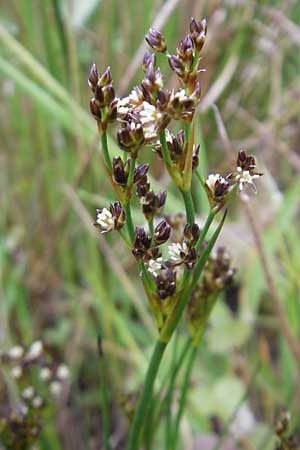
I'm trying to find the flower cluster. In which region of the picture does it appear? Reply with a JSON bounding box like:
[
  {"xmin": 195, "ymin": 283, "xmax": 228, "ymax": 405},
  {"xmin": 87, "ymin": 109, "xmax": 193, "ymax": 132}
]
[
  {"xmin": 89, "ymin": 18, "xmax": 261, "ymax": 326},
  {"xmin": 205, "ymin": 149, "xmax": 263, "ymax": 210},
  {"xmin": 227, "ymin": 149, "xmax": 263, "ymax": 193},
  {"xmin": 136, "ymin": 174, "xmax": 167, "ymax": 221},
  {"xmin": 154, "ymin": 128, "xmax": 200, "ymax": 174},
  {"xmin": 274, "ymin": 409, "xmax": 299, "ymax": 450},
  {"xmin": 167, "ymin": 18, "xmax": 206, "ymax": 92},
  {"xmin": 187, "ymin": 245, "xmax": 236, "ymax": 337},
  {"xmin": 94, "ymin": 201, "xmax": 126, "ymax": 233},
  {"xmin": 89, "ymin": 65, "xmax": 118, "ymax": 131},
  {"xmin": 0, "ymin": 341, "xmax": 69, "ymax": 449}
]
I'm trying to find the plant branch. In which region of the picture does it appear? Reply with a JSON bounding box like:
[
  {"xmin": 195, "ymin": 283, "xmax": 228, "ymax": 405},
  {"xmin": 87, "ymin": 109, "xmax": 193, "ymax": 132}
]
[{"xmin": 180, "ymin": 189, "xmax": 195, "ymax": 226}]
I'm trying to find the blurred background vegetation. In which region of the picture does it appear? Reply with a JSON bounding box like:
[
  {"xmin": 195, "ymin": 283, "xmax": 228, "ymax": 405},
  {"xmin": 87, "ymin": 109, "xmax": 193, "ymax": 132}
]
[{"xmin": 1, "ymin": 0, "xmax": 300, "ymax": 449}]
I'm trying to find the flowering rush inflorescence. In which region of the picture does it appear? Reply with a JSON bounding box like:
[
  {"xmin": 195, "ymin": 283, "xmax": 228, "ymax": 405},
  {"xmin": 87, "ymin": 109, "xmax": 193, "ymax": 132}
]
[
  {"xmin": 0, "ymin": 341, "xmax": 69, "ymax": 449},
  {"xmin": 88, "ymin": 16, "xmax": 263, "ymax": 450}
]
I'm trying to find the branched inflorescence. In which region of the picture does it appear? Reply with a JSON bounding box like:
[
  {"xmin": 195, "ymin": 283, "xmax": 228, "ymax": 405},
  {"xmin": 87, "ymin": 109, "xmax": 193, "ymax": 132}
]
[{"xmin": 88, "ymin": 16, "xmax": 263, "ymax": 450}]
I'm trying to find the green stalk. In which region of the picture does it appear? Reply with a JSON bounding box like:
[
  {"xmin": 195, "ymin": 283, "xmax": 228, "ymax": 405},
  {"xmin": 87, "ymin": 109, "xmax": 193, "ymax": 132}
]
[
  {"xmin": 127, "ymin": 158, "xmax": 136, "ymax": 187},
  {"xmin": 180, "ymin": 189, "xmax": 195, "ymax": 225},
  {"xmin": 165, "ymin": 332, "xmax": 179, "ymax": 450},
  {"xmin": 160, "ymin": 209, "xmax": 227, "ymax": 343},
  {"xmin": 125, "ymin": 202, "xmax": 135, "ymax": 243},
  {"xmin": 148, "ymin": 218, "xmax": 154, "ymax": 242},
  {"xmin": 126, "ymin": 340, "xmax": 167, "ymax": 450},
  {"xmin": 172, "ymin": 344, "xmax": 198, "ymax": 449},
  {"xmin": 195, "ymin": 210, "xmax": 215, "ymax": 251},
  {"xmin": 101, "ymin": 131, "xmax": 112, "ymax": 172},
  {"xmin": 165, "ymin": 337, "xmax": 191, "ymax": 450},
  {"xmin": 146, "ymin": 336, "xmax": 192, "ymax": 450},
  {"xmin": 127, "ymin": 211, "xmax": 227, "ymax": 450},
  {"xmin": 159, "ymin": 129, "xmax": 173, "ymax": 167}
]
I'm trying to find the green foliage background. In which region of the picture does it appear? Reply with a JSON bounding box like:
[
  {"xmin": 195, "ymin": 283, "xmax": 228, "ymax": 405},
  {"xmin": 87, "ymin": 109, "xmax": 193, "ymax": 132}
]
[{"xmin": 1, "ymin": 0, "xmax": 300, "ymax": 448}]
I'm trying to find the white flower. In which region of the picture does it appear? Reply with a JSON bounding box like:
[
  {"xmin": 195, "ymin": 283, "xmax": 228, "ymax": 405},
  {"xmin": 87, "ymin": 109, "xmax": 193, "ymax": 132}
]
[
  {"xmin": 140, "ymin": 101, "xmax": 162, "ymax": 140},
  {"xmin": 50, "ymin": 381, "xmax": 62, "ymax": 397},
  {"xmin": 165, "ymin": 129, "xmax": 172, "ymax": 143},
  {"xmin": 205, "ymin": 173, "xmax": 227, "ymax": 192},
  {"xmin": 117, "ymin": 89, "xmax": 142, "ymax": 114},
  {"xmin": 8, "ymin": 346, "xmax": 24, "ymax": 360},
  {"xmin": 56, "ymin": 364, "xmax": 69, "ymax": 380},
  {"xmin": 22, "ymin": 386, "xmax": 34, "ymax": 400},
  {"xmin": 96, "ymin": 208, "xmax": 114, "ymax": 232},
  {"xmin": 11, "ymin": 365, "xmax": 22, "ymax": 379},
  {"xmin": 230, "ymin": 404, "xmax": 256, "ymax": 437},
  {"xmin": 39, "ymin": 366, "xmax": 52, "ymax": 381},
  {"xmin": 147, "ymin": 258, "xmax": 163, "ymax": 275},
  {"xmin": 173, "ymin": 88, "xmax": 188, "ymax": 102},
  {"xmin": 32, "ymin": 396, "xmax": 43, "ymax": 409},
  {"xmin": 168, "ymin": 242, "xmax": 188, "ymax": 263},
  {"xmin": 26, "ymin": 340, "xmax": 43, "ymax": 361},
  {"xmin": 235, "ymin": 167, "xmax": 260, "ymax": 193}
]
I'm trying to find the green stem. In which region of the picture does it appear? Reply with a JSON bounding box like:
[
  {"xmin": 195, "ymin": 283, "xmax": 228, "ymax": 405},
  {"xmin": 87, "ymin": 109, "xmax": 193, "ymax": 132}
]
[
  {"xmin": 118, "ymin": 228, "xmax": 131, "ymax": 247},
  {"xmin": 195, "ymin": 210, "xmax": 215, "ymax": 251},
  {"xmin": 172, "ymin": 344, "xmax": 198, "ymax": 449},
  {"xmin": 146, "ymin": 336, "xmax": 191, "ymax": 450},
  {"xmin": 125, "ymin": 202, "xmax": 135, "ymax": 243},
  {"xmin": 101, "ymin": 131, "xmax": 112, "ymax": 172},
  {"xmin": 160, "ymin": 209, "xmax": 227, "ymax": 343},
  {"xmin": 159, "ymin": 129, "xmax": 173, "ymax": 167},
  {"xmin": 148, "ymin": 218, "xmax": 154, "ymax": 242},
  {"xmin": 180, "ymin": 189, "xmax": 195, "ymax": 225},
  {"xmin": 127, "ymin": 158, "xmax": 136, "ymax": 187},
  {"xmin": 165, "ymin": 333, "xmax": 179, "ymax": 450},
  {"xmin": 127, "ymin": 211, "xmax": 227, "ymax": 450},
  {"xmin": 126, "ymin": 340, "xmax": 167, "ymax": 450},
  {"xmin": 165, "ymin": 336, "xmax": 191, "ymax": 450}
]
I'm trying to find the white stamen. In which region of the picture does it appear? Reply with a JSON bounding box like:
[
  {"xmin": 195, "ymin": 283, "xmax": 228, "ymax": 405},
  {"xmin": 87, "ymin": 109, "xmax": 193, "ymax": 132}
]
[
  {"xmin": 26, "ymin": 341, "xmax": 43, "ymax": 360},
  {"xmin": 8, "ymin": 346, "xmax": 24, "ymax": 360},
  {"xmin": 96, "ymin": 208, "xmax": 114, "ymax": 232},
  {"xmin": 168, "ymin": 242, "xmax": 188, "ymax": 263},
  {"xmin": 39, "ymin": 366, "xmax": 52, "ymax": 381},
  {"xmin": 56, "ymin": 364, "xmax": 69, "ymax": 380},
  {"xmin": 147, "ymin": 258, "xmax": 163, "ymax": 275},
  {"xmin": 22, "ymin": 386, "xmax": 34, "ymax": 400}
]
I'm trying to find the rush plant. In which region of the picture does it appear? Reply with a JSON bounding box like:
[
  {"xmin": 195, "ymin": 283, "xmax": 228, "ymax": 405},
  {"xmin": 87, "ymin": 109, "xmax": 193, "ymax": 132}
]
[{"xmin": 88, "ymin": 17, "xmax": 262, "ymax": 450}]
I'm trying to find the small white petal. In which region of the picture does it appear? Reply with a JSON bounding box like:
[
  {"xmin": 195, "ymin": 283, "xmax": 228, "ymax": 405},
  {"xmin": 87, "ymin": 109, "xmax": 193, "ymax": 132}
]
[
  {"xmin": 56, "ymin": 364, "xmax": 69, "ymax": 380},
  {"xmin": 8, "ymin": 346, "xmax": 24, "ymax": 360},
  {"xmin": 50, "ymin": 381, "xmax": 62, "ymax": 397},
  {"xmin": 22, "ymin": 386, "xmax": 35, "ymax": 400},
  {"xmin": 11, "ymin": 366, "xmax": 22, "ymax": 379}
]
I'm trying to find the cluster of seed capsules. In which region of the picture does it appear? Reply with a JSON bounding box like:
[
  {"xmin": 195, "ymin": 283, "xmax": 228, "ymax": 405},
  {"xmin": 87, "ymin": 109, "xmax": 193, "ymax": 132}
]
[
  {"xmin": 89, "ymin": 18, "xmax": 262, "ymax": 320},
  {"xmin": 0, "ymin": 341, "xmax": 69, "ymax": 450},
  {"xmin": 274, "ymin": 409, "xmax": 300, "ymax": 450}
]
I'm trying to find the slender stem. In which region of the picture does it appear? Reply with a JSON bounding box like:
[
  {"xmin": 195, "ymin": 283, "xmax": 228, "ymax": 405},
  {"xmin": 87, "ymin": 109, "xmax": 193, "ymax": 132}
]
[
  {"xmin": 180, "ymin": 189, "xmax": 195, "ymax": 225},
  {"xmin": 127, "ymin": 211, "xmax": 227, "ymax": 450},
  {"xmin": 127, "ymin": 158, "xmax": 136, "ymax": 187},
  {"xmin": 172, "ymin": 345, "xmax": 198, "ymax": 449},
  {"xmin": 159, "ymin": 129, "xmax": 173, "ymax": 167},
  {"xmin": 184, "ymin": 121, "xmax": 191, "ymax": 142},
  {"xmin": 98, "ymin": 337, "xmax": 112, "ymax": 450},
  {"xmin": 195, "ymin": 210, "xmax": 215, "ymax": 251},
  {"xmin": 101, "ymin": 131, "xmax": 112, "ymax": 172},
  {"xmin": 148, "ymin": 218, "xmax": 154, "ymax": 242},
  {"xmin": 125, "ymin": 202, "xmax": 135, "ymax": 243},
  {"xmin": 148, "ymin": 336, "xmax": 192, "ymax": 446},
  {"xmin": 165, "ymin": 333, "xmax": 179, "ymax": 450},
  {"xmin": 126, "ymin": 340, "xmax": 167, "ymax": 450},
  {"xmin": 118, "ymin": 228, "xmax": 131, "ymax": 247},
  {"xmin": 160, "ymin": 210, "xmax": 227, "ymax": 343}
]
